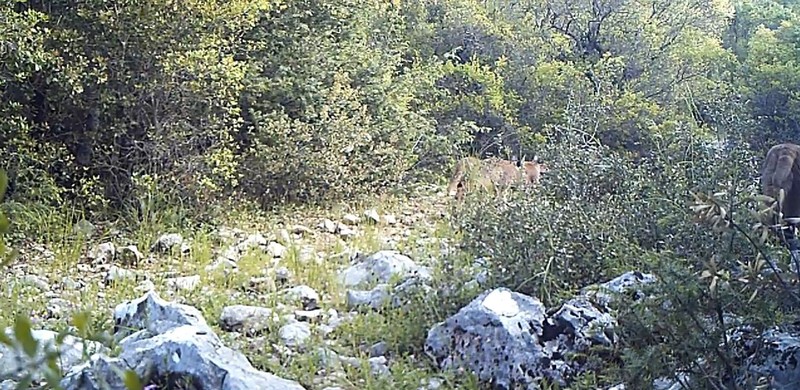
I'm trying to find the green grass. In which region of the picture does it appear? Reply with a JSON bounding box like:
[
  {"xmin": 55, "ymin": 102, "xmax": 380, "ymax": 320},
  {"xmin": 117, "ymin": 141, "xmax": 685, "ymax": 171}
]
[{"xmin": 0, "ymin": 187, "xmax": 483, "ymax": 390}]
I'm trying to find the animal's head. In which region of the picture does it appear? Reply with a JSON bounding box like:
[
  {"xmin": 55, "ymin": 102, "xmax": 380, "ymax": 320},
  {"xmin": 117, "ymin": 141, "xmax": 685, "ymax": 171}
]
[
  {"xmin": 759, "ymin": 143, "xmax": 800, "ymax": 246},
  {"xmin": 520, "ymin": 158, "xmax": 547, "ymax": 184}
]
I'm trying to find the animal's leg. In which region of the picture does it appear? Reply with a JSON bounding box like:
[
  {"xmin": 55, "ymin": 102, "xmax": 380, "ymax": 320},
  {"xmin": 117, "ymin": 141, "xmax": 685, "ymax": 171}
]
[
  {"xmin": 783, "ymin": 221, "xmax": 800, "ymax": 273},
  {"xmin": 447, "ymin": 173, "xmax": 463, "ymax": 197},
  {"xmin": 456, "ymin": 183, "xmax": 466, "ymax": 201}
]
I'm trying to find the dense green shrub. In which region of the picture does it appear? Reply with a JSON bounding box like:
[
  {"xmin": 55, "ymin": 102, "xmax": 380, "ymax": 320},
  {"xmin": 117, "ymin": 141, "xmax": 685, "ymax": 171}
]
[
  {"xmin": 0, "ymin": 4, "xmax": 67, "ymax": 207},
  {"xmin": 1, "ymin": 0, "xmax": 267, "ymax": 217},
  {"xmin": 454, "ymin": 146, "xmax": 633, "ymax": 303},
  {"xmin": 236, "ymin": 0, "xmax": 439, "ymax": 204},
  {"xmin": 2, "ymin": 0, "xmax": 795, "ymax": 216},
  {"xmin": 451, "ymin": 126, "xmax": 716, "ymax": 298},
  {"xmin": 450, "ymin": 121, "xmax": 800, "ymax": 387}
]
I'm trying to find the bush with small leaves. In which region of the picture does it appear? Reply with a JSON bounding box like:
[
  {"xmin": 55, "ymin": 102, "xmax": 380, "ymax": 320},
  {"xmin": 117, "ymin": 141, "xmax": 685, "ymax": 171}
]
[{"xmin": 450, "ymin": 128, "xmax": 799, "ymax": 388}]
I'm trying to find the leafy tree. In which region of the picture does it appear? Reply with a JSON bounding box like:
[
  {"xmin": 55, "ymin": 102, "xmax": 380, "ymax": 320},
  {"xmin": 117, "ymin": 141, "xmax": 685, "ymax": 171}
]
[
  {"xmin": 5, "ymin": 0, "xmax": 268, "ymax": 213},
  {"xmin": 1, "ymin": 3, "xmax": 65, "ymax": 206},
  {"xmin": 740, "ymin": 15, "xmax": 800, "ymax": 148},
  {"xmin": 237, "ymin": 0, "xmax": 438, "ymax": 203}
]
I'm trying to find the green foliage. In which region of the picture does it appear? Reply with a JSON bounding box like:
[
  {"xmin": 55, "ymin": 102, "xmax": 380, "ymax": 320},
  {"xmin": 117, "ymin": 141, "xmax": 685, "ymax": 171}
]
[
  {"xmin": 0, "ymin": 169, "xmax": 16, "ymax": 267},
  {"xmin": 452, "ymin": 137, "xmax": 661, "ymax": 304},
  {"xmin": 0, "ymin": 4, "xmax": 66, "ymax": 207},
  {"xmin": 613, "ymin": 185, "xmax": 799, "ymax": 388},
  {"xmin": 5, "ymin": 0, "xmax": 800, "ymax": 387},
  {"xmin": 0, "ymin": 316, "xmax": 61, "ymax": 389},
  {"xmin": 0, "ymin": 312, "xmax": 144, "ymax": 390},
  {"xmin": 237, "ymin": 0, "xmax": 438, "ymax": 204},
  {"xmin": 0, "ymin": 169, "xmax": 145, "ymax": 389},
  {"xmin": 723, "ymin": 0, "xmax": 800, "ymax": 149},
  {"xmin": 450, "ymin": 123, "xmax": 800, "ymax": 387},
  {"xmin": 1, "ymin": 0, "xmax": 788, "ymax": 213},
  {"xmin": 1, "ymin": 0, "xmax": 267, "ymax": 215}
]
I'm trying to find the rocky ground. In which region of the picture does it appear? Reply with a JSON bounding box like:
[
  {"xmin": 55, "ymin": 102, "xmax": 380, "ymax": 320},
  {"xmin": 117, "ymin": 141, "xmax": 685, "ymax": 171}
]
[
  {"xmin": 3, "ymin": 183, "xmax": 800, "ymax": 390},
  {"xmin": 0, "ymin": 184, "xmax": 478, "ymax": 389}
]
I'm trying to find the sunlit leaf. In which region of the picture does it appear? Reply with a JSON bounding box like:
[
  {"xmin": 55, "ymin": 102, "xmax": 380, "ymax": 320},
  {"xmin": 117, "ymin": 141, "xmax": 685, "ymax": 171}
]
[
  {"xmin": 14, "ymin": 375, "xmax": 33, "ymax": 390},
  {"xmin": 748, "ymin": 288, "xmax": 760, "ymax": 304},
  {"xmin": 122, "ymin": 368, "xmax": 144, "ymax": 390},
  {"xmin": 13, "ymin": 316, "xmax": 39, "ymax": 358},
  {"xmin": 753, "ymin": 194, "xmax": 775, "ymax": 203},
  {"xmin": 72, "ymin": 311, "xmax": 91, "ymax": 336},
  {"xmin": 0, "ymin": 329, "xmax": 13, "ymax": 346}
]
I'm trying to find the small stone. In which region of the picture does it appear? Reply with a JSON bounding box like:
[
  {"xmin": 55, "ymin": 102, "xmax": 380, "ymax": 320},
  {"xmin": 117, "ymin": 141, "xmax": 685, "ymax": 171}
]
[
  {"xmin": 134, "ymin": 280, "xmax": 155, "ymax": 293},
  {"xmin": 216, "ymin": 226, "xmax": 245, "ymax": 241},
  {"xmin": 368, "ymin": 356, "xmax": 390, "ymax": 377},
  {"xmin": 279, "ymin": 322, "xmax": 312, "ymax": 347},
  {"xmin": 297, "ymin": 246, "xmax": 317, "ymax": 264},
  {"xmin": 295, "ymin": 309, "xmax": 323, "ymax": 322},
  {"xmin": 73, "ymin": 219, "xmax": 95, "ymax": 236},
  {"xmin": 346, "ymin": 285, "xmax": 390, "ymax": 310},
  {"xmin": 338, "ymin": 355, "xmax": 361, "ymax": 368},
  {"xmin": 249, "ymin": 276, "xmax": 277, "ymax": 292},
  {"xmin": 326, "ymin": 308, "xmax": 340, "ymax": 321},
  {"xmin": 241, "ymin": 233, "xmax": 268, "ymax": 248},
  {"xmin": 275, "ymin": 267, "xmax": 292, "ymax": 283},
  {"xmin": 425, "ymin": 377, "xmax": 444, "ymax": 390},
  {"xmin": 46, "ymin": 298, "xmax": 75, "ymax": 319},
  {"xmin": 266, "ymin": 242, "xmax": 287, "ymax": 258},
  {"xmin": 31, "ymin": 244, "xmax": 55, "ymax": 262},
  {"xmin": 319, "ymin": 219, "xmax": 337, "ymax": 233},
  {"xmin": 151, "ymin": 233, "xmax": 184, "ymax": 253},
  {"xmin": 337, "ymin": 225, "xmax": 357, "ymax": 238},
  {"xmin": 89, "ymin": 242, "xmax": 116, "ymax": 263},
  {"xmin": 339, "ymin": 250, "xmax": 431, "ymax": 288},
  {"xmin": 165, "ymin": 275, "xmax": 201, "ymax": 291},
  {"xmin": 364, "ymin": 209, "xmax": 381, "ymax": 224},
  {"xmin": 218, "ymin": 244, "xmax": 242, "ymax": 262},
  {"xmin": 383, "ymin": 214, "xmax": 397, "ymax": 225},
  {"xmin": 278, "ymin": 229, "xmax": 292, "ymax": 245},
  {"xmin": 105, "ymin": 266, "xmax": 137, "ymax": 283},
  {"xmin": 205, "ymin": 258, "xmax": 238, "ymax": 272},
  {"xmin": 220, "ymin": 305, "xmax": 276, "ymax": 335},
  {"xmin": 20, "ymin": 275, "xmax": 50, "ymax": 291},
  {"xmin": 342, "ymin": 213, "xmax": 361, "ymax": 225},
  {"xmin": 284, "ymin": 285, "xmax": 320, "ymax": 310},
  {"xmin": 369, "ymin": 341, "xmax": 388, "ymax": 357},
  {"xmin": 118, "ymin": 245, "xmax": 144, "ymax": 265},
  {"xmin": 320, "ymin": 309, "xmax": 345, "ymax": 336},
  {"xmin": 61, "ymin": 277, "xmax": 80, "ymax": 290},
  {"xmin": 291, "ymin": 225, "xmax": 314, "ymax": 235}
]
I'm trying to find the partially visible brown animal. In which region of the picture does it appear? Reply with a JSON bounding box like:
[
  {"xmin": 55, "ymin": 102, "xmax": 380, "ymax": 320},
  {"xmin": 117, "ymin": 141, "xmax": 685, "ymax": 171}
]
[
  {"xmin": 446, "ymin": 156, "xmax": 548, "ymax": 200},
  {"xmin": 761, "ymin": 143, "xmax": 800, "ymax": 245}
]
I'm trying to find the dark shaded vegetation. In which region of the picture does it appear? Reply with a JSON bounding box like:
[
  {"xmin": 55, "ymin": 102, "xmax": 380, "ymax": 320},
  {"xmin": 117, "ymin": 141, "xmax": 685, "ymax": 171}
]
[{"xmin": 3, "ymin": 0, "xmax": 796, "ymax": 213}]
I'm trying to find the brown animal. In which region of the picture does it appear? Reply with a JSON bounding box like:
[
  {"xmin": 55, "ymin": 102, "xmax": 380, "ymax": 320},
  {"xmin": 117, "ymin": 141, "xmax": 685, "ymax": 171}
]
[
  {"xmin": 446, "ymin": 156, "xmax": 548, "ymax": 200},
  {"xmin": 761, "ymin": 143, "xmax": 800, "ymax": 245}
]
